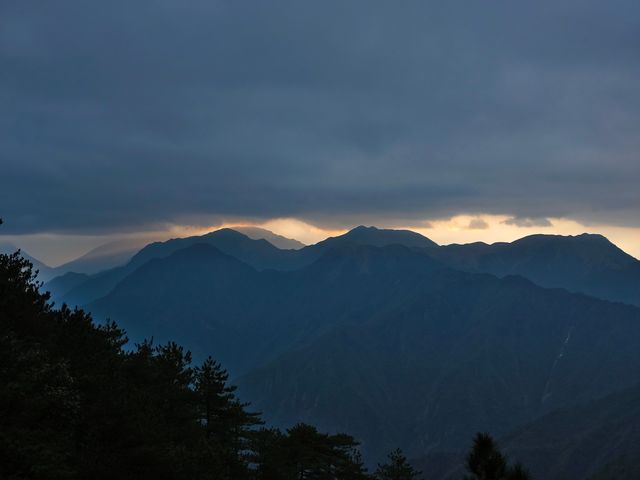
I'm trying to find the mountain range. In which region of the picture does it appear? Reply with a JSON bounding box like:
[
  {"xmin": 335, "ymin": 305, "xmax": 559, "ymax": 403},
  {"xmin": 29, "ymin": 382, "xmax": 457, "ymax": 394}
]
[
  {"xmin": 49, "ymin": 225, "xmax": 640, "ymax": 309},
  {"xmin": 430, "ymin": 233, "xmax": 640, "ymax": 306},
  {"xmin": 0, "ymin": 239, "xmax": 143, "ymax": 282},
  {"xmin": 32, "ymin": 225, "xmax": 640, "ymax": 476}
]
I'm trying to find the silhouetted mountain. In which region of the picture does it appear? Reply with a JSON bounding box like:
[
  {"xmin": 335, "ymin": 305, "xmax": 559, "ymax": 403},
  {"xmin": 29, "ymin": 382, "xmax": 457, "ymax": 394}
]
[
  {"xmin": 24, "ymin": 227, "xmax": 640, "ymax": 309},
  {"xmin": 86, "ymin": 239, "xmax": 640, "ymax": 463},
  {"xmin": 235, "ymin": 256, "xmax": 640, "ymax": 460},
  {"xmin": 234, "ymin": 226, "xmax": 306, "ymax": 249},
  {"xmin": 90, "ymin": 244, "xmax": 269, "ymax": 365},
  {"xmin": 55, "ymin": 238, "xmax": 143, "ymax": 274},
  {"xmin": 44, "ymin": 271, "xmax": 90, "ymax": 302},
  {"xmin": 89, "ymin": 243, "xmax": 443, "ymax": 372},
  {"xmin": 502, "ymin": 383, "xmax": 640, "ymax": 480},
  {"xmin": 415, "ymin": 383, "xmax": 640, "ymax": 480},
  {"xmin": 431, "ymin": 233, "xmax": 640, "ymax": 306},
  {"xmin": 60, "ymin": 229, "xmax": 300, "ymax": 307},
  {"xmin": 321, "ymin": 225, "xmax": 438, "ymax": 249},
  {"xmin": 61, "ymin": 226, "xmax": 440, "ymax": 307},
  {"xmin": 128, "ymin": 228, "xmax": 298, "ymax": 270},
  {"xmin": 415, "ymin": 385, "xmax": 640, "ymax": 480}
]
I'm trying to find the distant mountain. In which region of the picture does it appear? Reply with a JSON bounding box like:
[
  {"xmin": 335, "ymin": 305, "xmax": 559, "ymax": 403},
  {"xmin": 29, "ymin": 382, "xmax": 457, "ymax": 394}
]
[
  {"xmin": 321, "ymin": 225, "xmax": 438, "ymax": 249},
  {"xmin": 85, "ymin": 239, "xmax": 640, "ymax": 463},
  {"xmin": 430, "ymin": 233, "xmax": 640, "ymax": 306},
  {"xmin": 89, "ymin": 243, "xmax": 443, "ymax": 371},
  {"xmin": 61, "ymin": 226, "xmax": 440, "ymax": 307},
  {"xmin": 502, "ymin": 384, "xmax": 640, "ymax": 480},
  {"xmin": 128, "ymin": 228, "xmax": 298, "ymax": 270},
  {"xmin": 415, "ymin": 384, "xmax": 640, "ymax": 480},
  {"xmin": 89, "ymin": 244, "xmax": 265, "ymax": 362},
  {"xmin": 56, "ymin": 238, "xmax": 143, "ymax": 274},
  {"xmin": 235, "ymin": 250, "xmax": 640, "ymax": 460},
  {"xmin": 0, "ymin": 243, "xmax": 56, "ymax": 281},
  {"xmin": 3, "ymin": 238, "xmax": 141, "ymax": 288},
  {"xmin": 234, "ymin": 226, "xmax": 305, "ymax": 249},
  {"xmin": 44, "ymin": 271, "xmax": 90, "ymax": 302},
  {"xmin": 414, "ymin": 385, "xmax": 640, "ymax": 480},
  {"xmin": 60, "ymin": 229, "xmax": 300, "ymax": 307}
]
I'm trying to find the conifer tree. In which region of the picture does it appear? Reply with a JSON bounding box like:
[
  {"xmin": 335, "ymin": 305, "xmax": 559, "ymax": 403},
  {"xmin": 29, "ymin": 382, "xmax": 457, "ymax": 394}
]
[
  {"xmin": 465, "ymin": 433, "xmax": 530, "ymax": 480},
  {"xmin": 374, "ymin": 448, "xmax": 421, "ymax": 480},
  {"xmin": 194, "ymin": 356, "xmax": 261, "ymax": 478}
]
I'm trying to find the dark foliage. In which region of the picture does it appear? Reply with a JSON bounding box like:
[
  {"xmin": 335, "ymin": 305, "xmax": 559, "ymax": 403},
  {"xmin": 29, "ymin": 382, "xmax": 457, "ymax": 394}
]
[
  {"xmin": 464, "ymin": 433, "xmax": 529, "ymax": 480},
  {"xmin": 374, "ymin": 449, "xmax": 422, "ymax": 480}
]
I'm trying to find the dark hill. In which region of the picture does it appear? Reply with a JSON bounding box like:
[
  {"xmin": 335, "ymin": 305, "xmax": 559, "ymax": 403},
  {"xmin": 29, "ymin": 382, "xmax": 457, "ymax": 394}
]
[
  {"xmin": 323, "ymin": 225, "xmax": 438, "ymax": 249},
  {"xmin": 60, "ymin": 229, "xmax": 296, "ymax": 307},
  {"xmin": 503, "ymin": 383, "xmax": 640, "ymax": 480},
  {"xmin": 415, "ymin": 383, "xmax": 640, "ymax": 480},
  {"xmin": 44, "ymin": 271, "xmax": 90, "ymax": 301},
  {"xmin": 85, "ymin": 240, "xmax": 640, "ymax": 464},
  {"xmin": 236, "ymin": 261, "xmax": 640, "ymax": 461},
  {"xmin": 59, "ymin": 226, "xmax": 440, "ymax": 307},
  {"xmin": 431, "ymin": 233, "xmax": 640, "ymax": 306},
  {"xmin": 89, "ymin": 244, "xmax": 444, "ymax": 373}
]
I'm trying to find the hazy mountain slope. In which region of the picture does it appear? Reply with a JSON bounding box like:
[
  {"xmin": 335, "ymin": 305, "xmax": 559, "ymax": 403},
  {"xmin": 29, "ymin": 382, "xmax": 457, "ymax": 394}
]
[
  {"xmin": 234, "ymin": 226, "xmax": 306, "ymax": 249},
  {"xmin": 0, "ymin": 244, "xmax": 56, "ymax": 281},
  {"xmin": 55, "ymin": 239, "xmax": 143, "ymax": 274},
  {"xmin": 414, "ymin": 384, "xmax": 640, "ymax": 479},
  {"xmin": 44, "ymin": 271, "xmax": 90, "ymax": 302},
  {"xmin": 128, "ymin": 228, "xmax": 298, "ymax": 271},
  {"xmin": 89, "ymin": 243, "xmax": 444, "ymax": 372},
  {"xmin": 89, "ymin": 244, "xmax": 270, "ymax": 364},
  {"xmin": 61, "ymin": 229, "xmax": 298, "ymax": 307},
  {"xmin": 62, "ymin": 226, "xmax": 440, "ymax": 307},
  {"xmin": 431, "ymin": 233, "xmax": 640, "ymax": 306},
  {"xmin": 85, "ymin": 239, "xmax": 640, "ymax": 464},
  {"xmin": 236, "ymin": 266, "xmax": 640, "ymax": 460},
  {"xmin": 590, "ymin": 455, "xmax": 640, "ymax": 480},
  {"xmin": 499, "ymin": 384, "xmax": 640, "ymax": 480}
]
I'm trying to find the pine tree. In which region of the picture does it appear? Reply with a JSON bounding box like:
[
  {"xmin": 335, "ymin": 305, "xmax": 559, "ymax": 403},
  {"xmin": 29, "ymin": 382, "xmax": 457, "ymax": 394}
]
[
  {"xmin": 194, "ymin": 356, "xmax": 262, "ymax": 478},
  {"xmin": 374, "ymin": 448, "xmax": 421, "ymax": 480},
  {"xmin": 248, "ymin": 428, "xmax": 289, "ymax": 480},
  {"xmin": 505, "ymin": 463, "xmax": 531, "ymax": 480},
  {"xmin": 465, "ymin": 433, "xmax": 531, "ymax": 480}
]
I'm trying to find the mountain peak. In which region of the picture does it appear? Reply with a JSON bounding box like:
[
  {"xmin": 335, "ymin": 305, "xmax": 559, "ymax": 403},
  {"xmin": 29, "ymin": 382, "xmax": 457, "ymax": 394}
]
[
  {"xmin": 512, "ymin": 233, "xmax": 633, "ymax": 263},
  {"xmin": 348, "ymin": 225, "xmax": 378, "ymax": 233},
  {"xmin": 334, "ymin": 225, "xmax": 438, "ymax": 248},
  {"xmin": 203, "ymin": 228, "xmax": 250, "ymax": 240}
]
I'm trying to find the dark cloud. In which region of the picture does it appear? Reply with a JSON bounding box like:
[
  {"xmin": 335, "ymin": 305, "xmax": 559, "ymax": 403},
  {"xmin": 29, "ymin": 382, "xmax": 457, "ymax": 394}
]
[
  {"xmin": 503, "ymin": 217, "xmax": 553, "ymax": 228},
  {"xmin": 1, "ymin": 0, "xmax": 639, "ymax": 234}
]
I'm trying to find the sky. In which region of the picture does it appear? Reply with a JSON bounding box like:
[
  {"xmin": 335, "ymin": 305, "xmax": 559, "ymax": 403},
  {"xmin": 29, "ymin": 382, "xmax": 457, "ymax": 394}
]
[{"xmin": 1, "ymin": 1, "xmax": 639, "ymax": 264}]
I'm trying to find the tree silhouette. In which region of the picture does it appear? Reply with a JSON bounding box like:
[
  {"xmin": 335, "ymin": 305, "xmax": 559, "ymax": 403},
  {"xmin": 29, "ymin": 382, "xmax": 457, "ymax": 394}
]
[
  {"xmin": 374, "ymin": 448, "xmax": 421, "ymax": 480},
  {"xmin": 465, "ymin": 433, "xmax": 531, "ymax": 480}
]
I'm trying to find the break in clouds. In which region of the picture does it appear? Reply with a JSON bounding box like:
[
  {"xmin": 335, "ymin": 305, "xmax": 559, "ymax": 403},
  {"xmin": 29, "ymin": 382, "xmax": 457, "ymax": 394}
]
[{"xmin": 1, "ymin": 0, "xmax": 640, "ymax": 234}]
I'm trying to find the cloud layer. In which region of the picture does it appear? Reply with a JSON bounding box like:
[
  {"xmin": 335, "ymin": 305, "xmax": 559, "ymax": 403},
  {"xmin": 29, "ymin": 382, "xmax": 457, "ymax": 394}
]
[{"xmin": 2, "ymin": 0, "xmax": 639, "ymax": 234}]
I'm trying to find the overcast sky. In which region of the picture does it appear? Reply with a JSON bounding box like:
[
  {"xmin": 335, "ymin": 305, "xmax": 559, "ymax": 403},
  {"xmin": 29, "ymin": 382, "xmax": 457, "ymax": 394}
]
[{"xmin": 1, "ymin": 1, "xmax": 639, "ymax": 262}]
